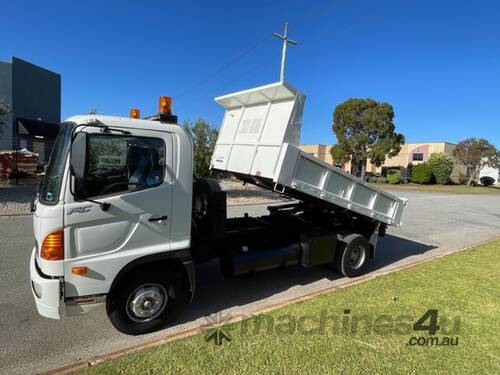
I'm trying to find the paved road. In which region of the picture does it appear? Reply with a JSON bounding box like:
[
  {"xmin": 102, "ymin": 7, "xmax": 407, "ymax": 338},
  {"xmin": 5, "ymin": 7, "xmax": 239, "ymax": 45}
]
[{"xmin": 1, "ymin": 191, "xmax": 499, "ymax": 374}]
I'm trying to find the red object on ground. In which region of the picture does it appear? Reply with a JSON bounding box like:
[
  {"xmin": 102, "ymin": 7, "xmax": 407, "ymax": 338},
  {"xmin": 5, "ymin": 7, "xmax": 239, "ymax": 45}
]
[{"xmin": 0, "ymin": 149, "xmax": 39, "ymax": 178}]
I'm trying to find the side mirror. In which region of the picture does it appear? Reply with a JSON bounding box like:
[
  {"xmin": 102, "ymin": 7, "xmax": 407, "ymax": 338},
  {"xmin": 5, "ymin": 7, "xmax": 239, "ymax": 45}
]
[{"xmin": 70, "ymin": 131, "xmax": 88, "ymax": 180}]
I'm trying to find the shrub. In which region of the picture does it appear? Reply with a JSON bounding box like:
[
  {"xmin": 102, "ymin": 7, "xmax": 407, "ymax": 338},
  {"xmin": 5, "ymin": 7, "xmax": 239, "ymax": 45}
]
[
  {"xmin": 411, "ymin": 163, "xmax": 433, "ymax": 184},
  {"xmin": 480, "ymin": 176, "xmax": 495, "ymax": 186},
  {"xmin": 386, "ymin": 170, "xmax": 401, "ymax": 184},
  {"xmin": 428, "ymin": 152, "xmax": 454, "ymax": 184},
  {"xmin": 182, "ymin": 119, "xmax": 218, "ymax": 178}
]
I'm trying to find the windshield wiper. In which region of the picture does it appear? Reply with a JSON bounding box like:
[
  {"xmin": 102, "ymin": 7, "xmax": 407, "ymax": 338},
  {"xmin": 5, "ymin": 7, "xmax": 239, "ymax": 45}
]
[{"xmin": 101, "ymin": 126, "xmax": 131, "ymax": 135}]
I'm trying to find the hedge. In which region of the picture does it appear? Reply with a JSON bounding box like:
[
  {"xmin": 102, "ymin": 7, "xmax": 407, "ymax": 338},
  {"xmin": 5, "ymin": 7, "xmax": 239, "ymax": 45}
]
[
  {"xmin": 411, "ymin": 163, "xmax": 433, "ymax": 184},
  {"xmin": 386, "ymin": 170, "xmax": 401, "ymax": 184},
  {"xmin": 428, "ymin": 152, "xmax": 454, "ymax": 184}
]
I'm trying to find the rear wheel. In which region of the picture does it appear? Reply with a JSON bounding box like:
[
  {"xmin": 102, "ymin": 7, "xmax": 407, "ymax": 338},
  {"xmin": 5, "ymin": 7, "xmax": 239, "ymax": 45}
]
[
  {"xmin": 106, "ymin": 270, "xmax": 175, "ymax": 335},
  {"xmin": 334, "ymin": 233, "xmax": 370, "ymax": 277}
]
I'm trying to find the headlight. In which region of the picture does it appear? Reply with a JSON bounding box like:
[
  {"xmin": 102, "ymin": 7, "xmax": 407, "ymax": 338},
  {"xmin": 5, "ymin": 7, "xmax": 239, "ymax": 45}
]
[{"xmin": 40, "ymin": 230, "xmax": 64, "ymax": 261}]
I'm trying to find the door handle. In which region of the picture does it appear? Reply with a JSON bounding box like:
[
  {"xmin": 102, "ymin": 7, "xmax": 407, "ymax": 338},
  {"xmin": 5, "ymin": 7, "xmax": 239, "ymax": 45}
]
[{"xmin": 148, "ymin": 215, "xmax": 168, "ymax": 222}]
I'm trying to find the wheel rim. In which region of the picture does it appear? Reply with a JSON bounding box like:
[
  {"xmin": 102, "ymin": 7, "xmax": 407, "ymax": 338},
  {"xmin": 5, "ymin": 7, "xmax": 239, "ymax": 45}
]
[
  {"xmin": 349, "ymin": 244, "xmax": 366, "ymax": 270},
  {"xmin": 126, "ymin": 283, "xmax": 168, "ymax": 323}
]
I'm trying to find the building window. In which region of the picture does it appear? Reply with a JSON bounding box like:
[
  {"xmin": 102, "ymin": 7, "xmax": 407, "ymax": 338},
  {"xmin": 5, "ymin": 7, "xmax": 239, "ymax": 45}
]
[{"xmin": 412, "ymin": 153, "xmax": 424, "ymax": 161}]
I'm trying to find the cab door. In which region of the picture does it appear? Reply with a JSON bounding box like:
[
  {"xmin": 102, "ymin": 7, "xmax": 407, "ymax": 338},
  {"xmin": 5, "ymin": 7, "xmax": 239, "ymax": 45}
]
[{"xmin": 63, "ymin": 127, "xmax": 174, "ymax": 298}]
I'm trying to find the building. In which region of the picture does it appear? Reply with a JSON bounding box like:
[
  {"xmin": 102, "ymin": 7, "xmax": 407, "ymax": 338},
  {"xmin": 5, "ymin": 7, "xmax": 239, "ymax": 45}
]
[
  {"xmin": 365, "ymin": 142, "xmax": 468, "ymax": 182},
  {"xmin": 0, "ymin": 57, "xmax": 61, "ymax": 162},
  {"xmin": 299, "ymin": 144, "xmax": 335, "ymax": 165},
  {"xmin": 299, "ymin": 142, "xmax": 468, "ymax": 182}
]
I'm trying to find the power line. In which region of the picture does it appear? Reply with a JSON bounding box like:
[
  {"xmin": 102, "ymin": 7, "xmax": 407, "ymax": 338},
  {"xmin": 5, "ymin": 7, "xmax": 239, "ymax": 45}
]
[
  {"xmin": 175, "ymin": 63, "xmax": 267, "ymax": 112},
  {"xmin": 174, "ymin": 33, "xmax": 273, "ymax": 101},
  {"xmin": 174, "ymin": 0, "xmax": 343, "ymax": 102}
]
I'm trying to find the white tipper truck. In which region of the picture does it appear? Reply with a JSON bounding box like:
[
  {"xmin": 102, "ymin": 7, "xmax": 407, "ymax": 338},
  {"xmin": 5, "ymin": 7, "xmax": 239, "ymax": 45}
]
[{"xmin": 30, "ymin": 81, "xmax": 407, "ymax": 335}]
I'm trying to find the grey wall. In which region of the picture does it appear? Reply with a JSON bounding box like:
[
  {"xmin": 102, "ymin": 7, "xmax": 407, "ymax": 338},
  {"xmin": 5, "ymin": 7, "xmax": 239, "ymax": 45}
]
[
  {"xmin": 11, "ymin": 57, "xmax": 61, "ymax": 124},
  {"xmin": 0, "ymin": 57, "xmax": 61, "ymax": 151},
  {"xmin": 0, "ymin": 62, "xmax": 13, "ymax": 149}
]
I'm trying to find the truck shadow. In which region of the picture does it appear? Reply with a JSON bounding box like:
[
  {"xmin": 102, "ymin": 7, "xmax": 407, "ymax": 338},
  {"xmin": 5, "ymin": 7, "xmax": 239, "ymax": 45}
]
[
  {"xmin": 367, "ymin": 234, "xmax": 436, "ymax": 271},
  {"xmin": 169, "ymin": 234, "xmax": 436, "ymax": 326}
]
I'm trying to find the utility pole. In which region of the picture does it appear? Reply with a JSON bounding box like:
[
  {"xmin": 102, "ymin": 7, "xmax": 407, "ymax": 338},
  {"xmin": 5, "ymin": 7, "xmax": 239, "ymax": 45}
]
[{"xmin": 273, "ymin": 22, "xmax": 297, "ymax": 82}]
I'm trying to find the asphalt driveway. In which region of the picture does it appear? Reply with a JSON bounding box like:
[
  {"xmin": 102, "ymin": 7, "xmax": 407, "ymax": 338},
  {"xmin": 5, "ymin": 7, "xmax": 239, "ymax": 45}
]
[{"xmin": 0, "ymin": 191, "xmax": 499, "ymax": 374}]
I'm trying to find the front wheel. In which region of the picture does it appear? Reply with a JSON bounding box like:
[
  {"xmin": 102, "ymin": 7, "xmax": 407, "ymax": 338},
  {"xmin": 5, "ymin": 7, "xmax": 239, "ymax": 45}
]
[
  {"xmin": 106, "ymin": 270, "xmax": 175, "ymax": 335},
  {"xmin": 334, "ymin": 233, "xmax": 370, "ymax": 278}
]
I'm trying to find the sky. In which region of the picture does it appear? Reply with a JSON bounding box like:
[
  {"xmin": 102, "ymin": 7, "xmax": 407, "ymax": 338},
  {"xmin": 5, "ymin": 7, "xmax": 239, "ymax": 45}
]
[{"xmin": 2, "ymin": 0, "xmax": 499, "ymax": 146}]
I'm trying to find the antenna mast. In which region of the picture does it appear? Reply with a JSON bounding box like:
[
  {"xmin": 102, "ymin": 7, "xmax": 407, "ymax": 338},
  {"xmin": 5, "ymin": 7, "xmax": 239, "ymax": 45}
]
[{"xmin": 273, "ymin": 22, "xmax": 298, "ymax": 82}]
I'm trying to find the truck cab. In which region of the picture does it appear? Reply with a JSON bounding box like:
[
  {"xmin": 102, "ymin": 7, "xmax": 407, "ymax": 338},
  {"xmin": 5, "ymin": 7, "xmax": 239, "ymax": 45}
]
[{"xmin": 30, "ymin": 112, "xmax": 196, "ymax": 334}]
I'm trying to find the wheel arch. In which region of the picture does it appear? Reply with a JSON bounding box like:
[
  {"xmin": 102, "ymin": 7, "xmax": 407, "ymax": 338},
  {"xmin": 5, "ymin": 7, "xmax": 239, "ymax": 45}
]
[{"xmin": 107, "ymin": 249, "xmax": 196, "ymax": 303}]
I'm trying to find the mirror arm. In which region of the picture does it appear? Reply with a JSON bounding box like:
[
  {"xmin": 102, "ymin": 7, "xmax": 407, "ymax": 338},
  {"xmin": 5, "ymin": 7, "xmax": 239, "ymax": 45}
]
[
  {"xmin": 101, "ymin": 202, "xmax": 111, "ymax": 211},
  {"xmin": 76, "ymin": 195, "xmax": 111, "ymax": 212},
  {"xmin": 69, "ymin": 176, "xmax": 111, "ymax": 212}
]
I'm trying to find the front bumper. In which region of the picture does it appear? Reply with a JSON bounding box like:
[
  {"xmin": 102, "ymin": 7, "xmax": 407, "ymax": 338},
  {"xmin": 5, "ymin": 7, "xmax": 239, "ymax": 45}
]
[{"xmin": 30, "ymin": 248, "xmax": 61, "ymax": 319}]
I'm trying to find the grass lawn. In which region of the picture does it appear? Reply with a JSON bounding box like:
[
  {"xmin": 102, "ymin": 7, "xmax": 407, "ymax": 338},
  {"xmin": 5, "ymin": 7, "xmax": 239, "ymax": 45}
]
[
  {"xmin": 379, "ymin": 183, "xmax": 500, "ymax": 194},
  {"xmin": 79, "ymin": 239, "xmax": 500, "ymax": 375}
]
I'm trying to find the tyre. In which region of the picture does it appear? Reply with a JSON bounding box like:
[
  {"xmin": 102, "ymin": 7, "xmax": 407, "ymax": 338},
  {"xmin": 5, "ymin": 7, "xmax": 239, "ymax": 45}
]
[
  {"xmin": 334, "ymin": 233, "xmax": 370, "ymax": 278},
  {"xmin": 106, "ymin": 269, "xmax": 175, "ymax": 335}
]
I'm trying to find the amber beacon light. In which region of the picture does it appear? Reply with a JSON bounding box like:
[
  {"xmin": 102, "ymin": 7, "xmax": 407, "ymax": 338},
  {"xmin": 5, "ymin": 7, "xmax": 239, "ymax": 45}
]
[
  {"xmin": 130, "ymin": 108, "xmax": 141, "ymax": 119},
  {"xmin": 158, "ymin": 96, "xmax": 172, "ymax": 114}
]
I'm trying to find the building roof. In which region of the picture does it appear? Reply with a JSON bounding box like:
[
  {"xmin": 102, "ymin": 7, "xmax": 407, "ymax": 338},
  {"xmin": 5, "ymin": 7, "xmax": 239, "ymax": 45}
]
[{"xmin": 17, "ymin": 117, "xmax": 60, "ymax": 140}]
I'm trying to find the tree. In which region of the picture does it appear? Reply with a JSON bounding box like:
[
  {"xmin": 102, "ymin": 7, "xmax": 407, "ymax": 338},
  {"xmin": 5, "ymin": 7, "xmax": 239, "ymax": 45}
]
[
  {"xmin": 453, "ymin": 138, "xmax": 499, "ymax": 185},
  {"xmin": 428, "ymin": 152, "xmax": 454, "ymax": 184},
  {"xmin": 182, "ymin": 119, "xmax": 218, "ymax": 177},
  {"xmin": 0, "ymin": 98, "xmax": 11, "ymax": 142},
  {"xmin": 330, "ymin": 98, "xmax": 404, "ymax": 179}
]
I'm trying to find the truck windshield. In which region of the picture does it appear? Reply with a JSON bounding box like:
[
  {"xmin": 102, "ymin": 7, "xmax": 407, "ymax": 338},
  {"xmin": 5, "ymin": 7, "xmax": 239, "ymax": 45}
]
[{"xmin": 38, "ymin": 122, "xmax": 75, "ymax": 205}]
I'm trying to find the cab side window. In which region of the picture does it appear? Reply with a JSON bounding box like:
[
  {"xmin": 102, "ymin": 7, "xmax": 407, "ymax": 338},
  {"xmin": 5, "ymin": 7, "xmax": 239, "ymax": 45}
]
[{"xmin": 75, "ymin": 134, "xmax": 166, "ymax": 198}]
